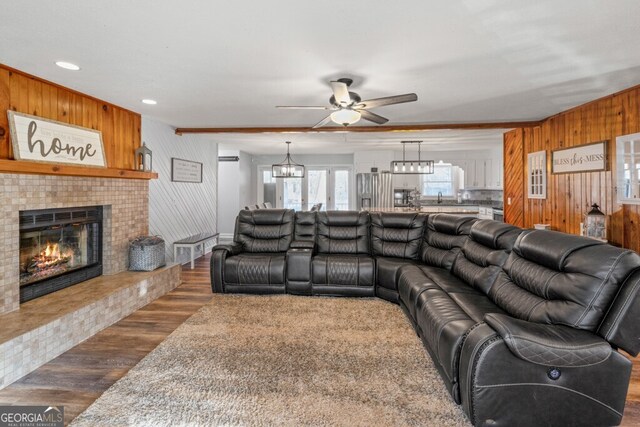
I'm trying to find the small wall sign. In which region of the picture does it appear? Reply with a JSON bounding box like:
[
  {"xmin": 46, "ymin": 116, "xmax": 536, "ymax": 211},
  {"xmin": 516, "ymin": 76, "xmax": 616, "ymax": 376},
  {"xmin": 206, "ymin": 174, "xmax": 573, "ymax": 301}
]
[
  {"xmin": 551, "ymin": 141, "xmax": 607, "ymax": 174},
  {"xmin": 171, "ymin": 158, "xmax": 203, "ymax": 183},
  {"xmin": 8, "ymin": 111, "xmax": 106, "ymax": 167}
]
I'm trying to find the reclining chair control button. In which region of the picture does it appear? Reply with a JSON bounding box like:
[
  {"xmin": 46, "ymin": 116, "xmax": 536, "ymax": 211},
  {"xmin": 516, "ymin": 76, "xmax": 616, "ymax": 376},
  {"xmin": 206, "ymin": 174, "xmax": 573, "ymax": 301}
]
[{"xmin": 547, "ymin": 367, "xmax": 561, "ymax": 380}]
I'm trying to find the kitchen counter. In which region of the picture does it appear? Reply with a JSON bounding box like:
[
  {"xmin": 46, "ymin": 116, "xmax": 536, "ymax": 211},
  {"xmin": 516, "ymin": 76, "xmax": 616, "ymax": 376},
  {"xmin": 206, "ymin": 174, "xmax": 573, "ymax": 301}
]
[{"xmin": 364, "ymin": 206, "xmax": 479, "ymax": 214}]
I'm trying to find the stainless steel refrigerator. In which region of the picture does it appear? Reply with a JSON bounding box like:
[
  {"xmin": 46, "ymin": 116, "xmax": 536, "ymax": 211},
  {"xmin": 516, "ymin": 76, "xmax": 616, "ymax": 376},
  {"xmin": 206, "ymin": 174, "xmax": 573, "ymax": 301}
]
[{"xmin": 356, "ymin": 172, "xmax": 393, "ymax": 210}]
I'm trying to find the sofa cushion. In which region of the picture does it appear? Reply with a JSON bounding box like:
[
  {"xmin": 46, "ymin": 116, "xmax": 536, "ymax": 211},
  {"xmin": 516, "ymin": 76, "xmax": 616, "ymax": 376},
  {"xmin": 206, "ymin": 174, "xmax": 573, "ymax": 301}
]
[
  {"xmin": 376, "ymin": 257, "xmax": 417, "ymax": 291},
  {"xmin": 451, "ymin": 220, "xmax": 521, "ymax": 294},
  {"xmin": 311, "ymin": 254, "xmax": 374, "ymax": 287},
  {"xmin": 398, "ymin": 265, "xmax": 480, "ymax": 320},
  {"xmin": 469, "ymin": 220, "xmax": 522, "ymax": 252},
  {"xmin": 421, "ymin": 214, "xmax": 476, "ymax": 269},
  {"xmin": 448, "ymin": 293, "xmax": 505, "ymax": 323},
  {"xmin": 416, "ymin": 288, "xmax": 477, "ymax": 385},
  {"xmin": 224, "ymin": 253, "xmax": 286, "ymax": 285},
  {"xmin": 489, "ymin": 229, "xmax": 640, "ymax": 331},
  {"xmin": 235, "ymin": 209, "xmax": 294, "ymax": 253},
  {"xmin": 316, "ymin": 211, "xmax": 370, "ymax": 254},
  {"xmin": 371, "ymin": 212, "xmax": 426, "ymax": 259},
  {"xmin": 418, "ymin": 266, "xmax": 481, "ymax": 295},
  {"xmin": 398, "ymin": 265, "xmax": 437, "ymax": 320},
  {"xmin": 294, "ymin": 211, "xmax": 317, "ymax": 243}
]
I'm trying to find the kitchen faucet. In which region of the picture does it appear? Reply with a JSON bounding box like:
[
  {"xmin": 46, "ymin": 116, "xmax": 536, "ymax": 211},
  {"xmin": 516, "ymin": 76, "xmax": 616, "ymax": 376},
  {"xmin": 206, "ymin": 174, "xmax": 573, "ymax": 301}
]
[{"xmin": 437, "ymin": 192, "xmax": 443, "ymax": 204}]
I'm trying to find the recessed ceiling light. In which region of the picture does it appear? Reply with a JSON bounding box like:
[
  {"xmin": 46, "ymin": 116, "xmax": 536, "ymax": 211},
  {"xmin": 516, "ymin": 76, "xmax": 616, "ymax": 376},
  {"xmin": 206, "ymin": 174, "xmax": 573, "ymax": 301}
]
[
  {"xmin": 141, "ymin": 99, "xmax": 157, "ymax": 105},
  {"xmin": 55, "ymin": 61, "xmax": 80, "ymax": 71}
]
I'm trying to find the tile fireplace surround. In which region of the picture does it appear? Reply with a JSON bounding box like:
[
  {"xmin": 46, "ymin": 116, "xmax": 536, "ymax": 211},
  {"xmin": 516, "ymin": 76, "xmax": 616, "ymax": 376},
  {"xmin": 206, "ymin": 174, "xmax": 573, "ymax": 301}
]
[
  {"xmin": 0, "ymin": 172, "xmax": 181, "ymax": 389},
  {"xmin": 0, "ymin": 173, "xmax": 149, "ymax": 315}
]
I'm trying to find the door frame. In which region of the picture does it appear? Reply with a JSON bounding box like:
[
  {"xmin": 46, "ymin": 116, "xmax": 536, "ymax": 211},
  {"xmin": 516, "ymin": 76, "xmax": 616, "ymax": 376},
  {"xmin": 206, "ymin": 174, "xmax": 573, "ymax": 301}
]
[{"xmin": 256, "ymin": 164, "xmax": 354, "ymax": 210}]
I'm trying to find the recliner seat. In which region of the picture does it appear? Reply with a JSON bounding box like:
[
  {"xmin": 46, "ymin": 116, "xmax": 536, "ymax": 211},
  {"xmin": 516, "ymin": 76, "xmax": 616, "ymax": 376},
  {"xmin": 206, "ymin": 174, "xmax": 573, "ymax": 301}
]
[
  {"xmin": 370, "ymin": 211, "xmax": 427, "ymax": 303},
  {"xmin": 310, "ymin": 211, "xmax": 374, "ymax": 296},
  {"xmin": 210, "ymin": 209, "xmax": 294, "ymax": 294}
]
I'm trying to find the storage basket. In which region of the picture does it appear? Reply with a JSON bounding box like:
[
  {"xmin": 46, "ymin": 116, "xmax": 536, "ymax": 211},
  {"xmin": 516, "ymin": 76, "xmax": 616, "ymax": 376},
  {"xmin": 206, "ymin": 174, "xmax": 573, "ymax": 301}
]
[{"xmin": 129, "ymin": 235, "xmax": 166, "ymax": 271}]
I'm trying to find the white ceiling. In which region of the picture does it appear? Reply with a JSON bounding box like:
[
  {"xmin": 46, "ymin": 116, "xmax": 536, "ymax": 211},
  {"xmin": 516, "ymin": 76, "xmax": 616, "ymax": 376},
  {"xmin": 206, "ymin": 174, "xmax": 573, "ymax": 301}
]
[{"xmin": 2, "ymin": 0, "xmax": 640, "ymax": 154}]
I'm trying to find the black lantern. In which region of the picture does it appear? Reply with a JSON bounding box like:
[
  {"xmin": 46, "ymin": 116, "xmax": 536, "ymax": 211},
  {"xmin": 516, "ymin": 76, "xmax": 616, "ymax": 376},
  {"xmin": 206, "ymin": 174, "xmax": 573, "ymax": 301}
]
[
  {"xmin": 391, "ymin": 141, "xmax": 434, "ymax": 174},
  {"xmin": 584, "ymin": 203, "xmax": 607, "ymax": 241},
  {"xmin": 271, "ymin": 141, "xmax": 305, "ymax": 178},
  {"xmin": 135, "ymin": 142, "xmax": 153, "ymax": 172}
]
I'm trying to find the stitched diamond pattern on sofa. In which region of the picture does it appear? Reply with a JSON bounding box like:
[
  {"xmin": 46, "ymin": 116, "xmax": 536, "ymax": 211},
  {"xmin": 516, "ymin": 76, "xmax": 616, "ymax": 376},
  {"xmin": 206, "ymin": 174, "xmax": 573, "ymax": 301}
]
[
  {"xmin": 238, "ymin": 256, "xmax": 271, "ymax": 284},
  {"xmin": 328, "ymin": 258, "xmax": 359, "ymax": 285},
  {"xmin": 508, "ymin": 337, "xmax": 610, "ymax": 367},
  {"xmin": 329, "ymin": 226, "xmax": 357, "ymax": 239},
  {"xmin": 383, "ymin": 228, "xmax": 409, "ymax": 242}
]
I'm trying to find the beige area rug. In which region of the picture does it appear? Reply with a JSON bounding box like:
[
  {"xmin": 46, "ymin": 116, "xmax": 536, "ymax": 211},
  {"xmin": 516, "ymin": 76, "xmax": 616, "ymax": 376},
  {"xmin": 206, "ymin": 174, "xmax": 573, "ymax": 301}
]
[{"xmin": 71, "ymin": 295, "xmax": 469, "ymax": 426}]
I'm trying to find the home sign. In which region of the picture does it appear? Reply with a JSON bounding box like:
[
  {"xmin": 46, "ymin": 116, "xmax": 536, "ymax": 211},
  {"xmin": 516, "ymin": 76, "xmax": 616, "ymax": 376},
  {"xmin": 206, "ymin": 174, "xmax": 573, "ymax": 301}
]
[
  {"xmin": 8, "ymin": 111, "xmax": 107, "ymax": 167},
  {"xmin": 551, "ymin": 141, "xmax": 606, "ymax": 174}
]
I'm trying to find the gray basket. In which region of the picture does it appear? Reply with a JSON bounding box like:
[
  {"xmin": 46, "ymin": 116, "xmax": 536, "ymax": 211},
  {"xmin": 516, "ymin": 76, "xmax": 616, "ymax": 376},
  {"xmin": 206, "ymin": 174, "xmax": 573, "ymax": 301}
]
[{"xmin": 129, "ymin": 236, "xmax": 166, "ymax": 271}]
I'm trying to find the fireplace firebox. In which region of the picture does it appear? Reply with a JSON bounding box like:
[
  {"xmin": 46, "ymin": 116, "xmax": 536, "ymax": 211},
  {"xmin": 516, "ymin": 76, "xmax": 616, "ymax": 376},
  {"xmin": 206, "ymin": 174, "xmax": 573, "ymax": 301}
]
[{"xmin": 19, "ymin": 206, "xmax": 103, "ymax": 303}]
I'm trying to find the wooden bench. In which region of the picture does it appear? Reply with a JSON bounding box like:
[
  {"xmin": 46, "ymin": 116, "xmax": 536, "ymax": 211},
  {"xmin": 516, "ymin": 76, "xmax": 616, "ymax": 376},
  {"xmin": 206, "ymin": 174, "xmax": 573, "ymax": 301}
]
[{"xmin": 173, "ymin": 232, "xmax": 219, "ymax": 269}]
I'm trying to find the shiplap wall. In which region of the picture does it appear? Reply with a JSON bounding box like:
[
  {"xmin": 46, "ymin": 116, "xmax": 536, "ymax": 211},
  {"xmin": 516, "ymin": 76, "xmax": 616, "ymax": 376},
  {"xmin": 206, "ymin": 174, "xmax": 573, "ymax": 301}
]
[{"xmin": 144, "ymin": 117, "xmax": 218, "ymax": 263}]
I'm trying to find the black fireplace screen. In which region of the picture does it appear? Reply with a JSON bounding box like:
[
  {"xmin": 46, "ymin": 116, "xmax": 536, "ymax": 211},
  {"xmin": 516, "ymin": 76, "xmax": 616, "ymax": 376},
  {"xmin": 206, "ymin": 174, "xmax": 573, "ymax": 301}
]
[{"xmin": 19, "ymin": 206, "xmax": 102, "ymax": 302}]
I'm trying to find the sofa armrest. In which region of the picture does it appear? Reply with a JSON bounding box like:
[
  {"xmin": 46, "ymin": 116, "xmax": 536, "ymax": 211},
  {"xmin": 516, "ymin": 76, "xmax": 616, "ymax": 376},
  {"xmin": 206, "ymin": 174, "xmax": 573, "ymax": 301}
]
[
  {"xmin": 484, "ymin": 313, "xmax": 612, "ymax": 367},
  {"xmin": 212, "ymin": 242, "xmax": 243, "ymax": 256},
  {"xmin": 286, "ymin": 247, "xmax": 313, "ymax": 295},
  {"xmin": 210, "ymin": 242, "xmax": 243, "ymax": 293},
  {"xmin": 290, "ymin": 240, "xmax": 315, "ymax": 250}
]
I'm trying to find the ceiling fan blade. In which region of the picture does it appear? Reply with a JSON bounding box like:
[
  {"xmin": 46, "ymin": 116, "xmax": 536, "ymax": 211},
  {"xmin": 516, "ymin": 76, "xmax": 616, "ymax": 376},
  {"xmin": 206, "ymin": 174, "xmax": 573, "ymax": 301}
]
[
  {"xmin": 355, "ymin": 93, "xmax": 418, "ymax": 109},
  {"xmin": 276, "ymin": 106, "xmax": 332, "ymax": 110},
  {"xmin": 330, "ymin": 81, "xmax": 351, "ymax": 105},
  {"xmin": 358, "ymin": 109, "xmax": 389, "ymax": 125},
  {"xmin": 311, "ymin": 114, "xmax": 333, "ymax": 129}
]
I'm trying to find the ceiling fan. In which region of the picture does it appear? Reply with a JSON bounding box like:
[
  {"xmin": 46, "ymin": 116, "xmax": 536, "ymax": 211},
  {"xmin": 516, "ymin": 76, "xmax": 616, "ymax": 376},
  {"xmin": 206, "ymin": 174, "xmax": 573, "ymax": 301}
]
[{"xmin": 276, "ymin": 78, "xmax": 418, "ymax": 128}]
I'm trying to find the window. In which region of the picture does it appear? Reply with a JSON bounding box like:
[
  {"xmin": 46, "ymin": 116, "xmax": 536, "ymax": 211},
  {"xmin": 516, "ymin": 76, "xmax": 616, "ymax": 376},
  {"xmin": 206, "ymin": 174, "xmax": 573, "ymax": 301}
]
[
  {"xmin": 617, "ymin": 132, "xmax": 640, "ymax": 204},
  {"xmin": 527, "ymin": 151, "xmax": 546, "ymax": 199},
  {"xmin": 421, "ymin": 164, "xmax": 454, "ymax": 196},
  {"xmin": 333, "ymin": 169, "xmax": 350, "ymax": 210}
]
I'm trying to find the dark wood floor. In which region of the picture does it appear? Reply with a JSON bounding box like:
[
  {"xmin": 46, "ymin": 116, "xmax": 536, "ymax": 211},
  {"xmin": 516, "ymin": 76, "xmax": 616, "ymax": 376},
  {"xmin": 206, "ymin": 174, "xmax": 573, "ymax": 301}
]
[
  {"xmin": 0, "ymin": 253, "xmax": 639, "ymax": 426},
  {"xmin": 0, "ymin": 256, "xmax": 214, "ymax": 425}
]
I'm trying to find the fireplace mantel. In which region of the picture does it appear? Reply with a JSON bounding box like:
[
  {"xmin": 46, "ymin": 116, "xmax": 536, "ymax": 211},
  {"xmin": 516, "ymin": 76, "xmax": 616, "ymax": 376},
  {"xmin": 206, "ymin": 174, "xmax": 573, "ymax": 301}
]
[{"xmin": 0, "ymin": 159, "xmax": 157, "ymax": 180}]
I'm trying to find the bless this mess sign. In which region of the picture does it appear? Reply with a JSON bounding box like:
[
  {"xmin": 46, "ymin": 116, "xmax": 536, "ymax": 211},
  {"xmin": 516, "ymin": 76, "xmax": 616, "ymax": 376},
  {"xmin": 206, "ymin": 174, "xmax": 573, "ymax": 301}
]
[{"xmin": 8, "ymin": 111, "xmax": 106, "ymax": 167}]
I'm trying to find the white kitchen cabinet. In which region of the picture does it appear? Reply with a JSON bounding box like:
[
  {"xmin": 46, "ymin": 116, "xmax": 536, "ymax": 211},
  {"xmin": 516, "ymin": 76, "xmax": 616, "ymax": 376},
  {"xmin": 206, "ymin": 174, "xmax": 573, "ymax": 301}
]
[
  {"xmin": 392, "ymin": 173, "xmax": 420, "ymax": 189},
  {"xmin": 452, "ymin": 159, "xmax": 475, "ymax": 188},
  {"xmin": 481, "ymin": 159, "xmax": 493, "ymax": 188},
  {"xmin": 454, "ymin": 159, "xmax": 502, "ymax": 189}
]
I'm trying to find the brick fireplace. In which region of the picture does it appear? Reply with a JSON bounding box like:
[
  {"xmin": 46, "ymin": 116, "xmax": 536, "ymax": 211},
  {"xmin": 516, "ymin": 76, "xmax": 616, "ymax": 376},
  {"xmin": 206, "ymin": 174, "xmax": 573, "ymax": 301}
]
[
  {"xmin": 0, "ymin": 172, "xmax": 184, "ymax": 389},
  {"xmin": 0, "ymin": 173, "xmax": 149, "ymax": 315}
]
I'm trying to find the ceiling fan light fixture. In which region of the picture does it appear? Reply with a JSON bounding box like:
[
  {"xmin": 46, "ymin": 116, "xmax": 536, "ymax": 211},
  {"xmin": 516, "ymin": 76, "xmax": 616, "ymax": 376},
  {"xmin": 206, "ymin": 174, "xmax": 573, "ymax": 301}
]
[{"xmin": 330, "ymin": 109, "xmax": 361, "ymax": 126}]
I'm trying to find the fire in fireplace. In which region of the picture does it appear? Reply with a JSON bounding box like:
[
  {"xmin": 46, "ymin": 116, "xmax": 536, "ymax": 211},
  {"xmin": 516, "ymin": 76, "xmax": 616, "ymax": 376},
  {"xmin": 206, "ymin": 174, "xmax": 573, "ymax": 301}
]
[{"xmin": 19, "ymin": 206, "xmax": 103, "ymax": 303}]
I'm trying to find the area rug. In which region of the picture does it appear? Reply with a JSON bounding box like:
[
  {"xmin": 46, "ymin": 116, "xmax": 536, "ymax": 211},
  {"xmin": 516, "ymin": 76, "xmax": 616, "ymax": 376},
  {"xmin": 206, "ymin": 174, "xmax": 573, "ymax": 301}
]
[{"xmin": 71, "ymin": 295, "xmax": 469, "ymax": 426}]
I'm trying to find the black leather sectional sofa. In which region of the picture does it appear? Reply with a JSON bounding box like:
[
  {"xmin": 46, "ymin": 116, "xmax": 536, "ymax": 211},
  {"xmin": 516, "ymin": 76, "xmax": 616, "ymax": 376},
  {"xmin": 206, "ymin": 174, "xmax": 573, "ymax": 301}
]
[{"xmin": 211, "ymin": 209, "xmax": 640, "ymax": 426}]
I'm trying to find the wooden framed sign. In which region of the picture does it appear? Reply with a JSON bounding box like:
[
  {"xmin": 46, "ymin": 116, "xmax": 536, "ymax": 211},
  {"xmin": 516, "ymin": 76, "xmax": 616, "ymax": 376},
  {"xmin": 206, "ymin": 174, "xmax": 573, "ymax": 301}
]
[
  {"xmin": 171, "ymin": 158, "xmax": 203, "ymax": 183},
  {"xmin": 551, "ymin": 141, "xmax": 607, "ymax": 174},
  {"xmin": 8, "ymin": 111, "xmax": 106, "ymax": 167}
]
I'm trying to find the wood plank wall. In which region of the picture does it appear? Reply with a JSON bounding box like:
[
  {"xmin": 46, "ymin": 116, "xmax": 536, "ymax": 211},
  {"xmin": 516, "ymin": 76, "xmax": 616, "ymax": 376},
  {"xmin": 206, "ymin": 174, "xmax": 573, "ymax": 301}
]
[
  {"xmin": 504, "ymin": 84, "xmax": 640, "ymax": 250},
  {"xmin": 0, "ymin": 65, "xmax": 141, "ymax": 170},
  {"xmin": 503, "ymin": 128, "xmax": 525, "ymax": 228}
]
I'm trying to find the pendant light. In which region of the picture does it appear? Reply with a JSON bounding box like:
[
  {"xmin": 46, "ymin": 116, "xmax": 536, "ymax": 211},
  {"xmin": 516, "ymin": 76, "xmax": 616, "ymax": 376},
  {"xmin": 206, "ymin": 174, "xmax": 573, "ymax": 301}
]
[
  {"xmin": 272, "ymin": 141, "xmax": 305, "ymax": 178},
  {"xmin": 391, "ymin": 141, "xmax": 434, "ymax": 174}
]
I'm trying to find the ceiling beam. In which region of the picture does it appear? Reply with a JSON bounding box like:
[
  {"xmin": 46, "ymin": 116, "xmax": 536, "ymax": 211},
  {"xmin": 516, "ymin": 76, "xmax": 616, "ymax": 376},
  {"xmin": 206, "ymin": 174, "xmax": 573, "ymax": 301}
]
[{"xmin": 174, "ymin": 121, "xmax": 543, "ymax": 135}]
